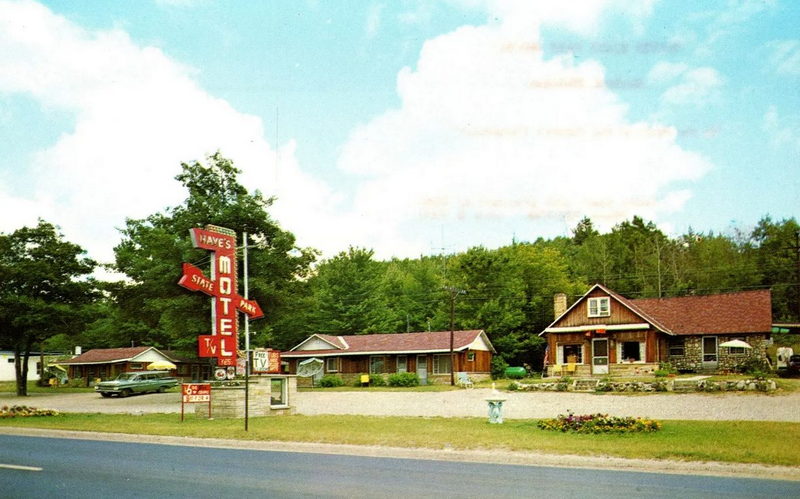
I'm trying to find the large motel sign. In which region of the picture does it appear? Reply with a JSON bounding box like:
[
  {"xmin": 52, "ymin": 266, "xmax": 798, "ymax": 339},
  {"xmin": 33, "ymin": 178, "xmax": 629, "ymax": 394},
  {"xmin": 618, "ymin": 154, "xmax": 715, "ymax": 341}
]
[{"xmin": 178, "ymin": 225, "xmax": 264, "ymax": 366}]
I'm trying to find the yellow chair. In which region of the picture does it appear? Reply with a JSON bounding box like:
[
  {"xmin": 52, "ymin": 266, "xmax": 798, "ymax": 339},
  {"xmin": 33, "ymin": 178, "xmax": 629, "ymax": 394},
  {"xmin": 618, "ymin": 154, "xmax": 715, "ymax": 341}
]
[
  {"xmin": 565, "ymin": 363, "xmax": 576, "ymax": 375},
  {"xmin": 550, "ymin": 364, "xmax": 563, "ymax": 377}
]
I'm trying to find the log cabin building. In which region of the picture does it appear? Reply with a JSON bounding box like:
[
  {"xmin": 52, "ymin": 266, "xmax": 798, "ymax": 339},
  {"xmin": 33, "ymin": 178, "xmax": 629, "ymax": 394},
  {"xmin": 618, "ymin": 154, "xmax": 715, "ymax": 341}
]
[
  {"xmin": 282, "ymin": 330, "xmax": 494, "ymax": 385},
  {"xmin": 540, "ymin": 284, "xmax": 772, "ymax": 377}
]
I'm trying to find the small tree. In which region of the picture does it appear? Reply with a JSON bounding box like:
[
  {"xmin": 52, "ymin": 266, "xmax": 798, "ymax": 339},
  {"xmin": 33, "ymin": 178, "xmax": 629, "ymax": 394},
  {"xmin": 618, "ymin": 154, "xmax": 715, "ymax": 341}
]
[{"xmin": 0, "ymin": 220, "xmax": 96, "ymax": 395}]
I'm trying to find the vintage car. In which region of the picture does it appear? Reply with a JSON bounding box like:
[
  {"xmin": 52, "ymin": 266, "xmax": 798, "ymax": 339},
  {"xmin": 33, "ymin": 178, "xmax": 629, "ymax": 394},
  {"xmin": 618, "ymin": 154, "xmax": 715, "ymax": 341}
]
[{"xmin": 95, "ymin": 371, "xmax": 178, "ymax": 398}]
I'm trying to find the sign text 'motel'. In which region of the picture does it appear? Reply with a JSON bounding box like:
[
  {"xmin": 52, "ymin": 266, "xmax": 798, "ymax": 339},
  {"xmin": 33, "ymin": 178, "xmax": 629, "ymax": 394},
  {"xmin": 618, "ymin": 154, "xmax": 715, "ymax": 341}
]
[{"xmin": 178, "ymin": 226, "xmax": 264, "ymax": 366}]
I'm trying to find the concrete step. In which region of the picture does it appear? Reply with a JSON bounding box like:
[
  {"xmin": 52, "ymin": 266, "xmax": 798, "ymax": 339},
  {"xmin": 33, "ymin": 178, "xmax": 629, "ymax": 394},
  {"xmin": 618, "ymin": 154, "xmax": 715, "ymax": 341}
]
[{"xmin": 573, "ymin": 379, "xmax": 600, "ymax": 392}]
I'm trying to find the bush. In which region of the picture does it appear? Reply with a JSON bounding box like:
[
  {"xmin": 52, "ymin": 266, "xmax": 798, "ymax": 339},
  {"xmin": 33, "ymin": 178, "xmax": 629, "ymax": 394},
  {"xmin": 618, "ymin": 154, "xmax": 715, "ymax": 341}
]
[
  {"xmin": 537, "ymin": 411, "xmax": 661, "ymax": 434},
  {"xmin": 738, "ymin": 357, "xmax": 771, "ymax": 376},
  {"xmin": 0, "ymin": 405, "xmax": 59, "ymax": 418},
  {"xmin": 370, "ymin": 374, "xmax": 387, "ymax": 386},
  {"xmin": 491, "ymin": 357, "xmax": 509, "ymax": 379},
  {"xmin": 318, "ymin": 375, "xmax": 344, "ymax": 388},
  {"xmin": 387, "ymin": 372, "xmax": 420, "ymax": 387}
]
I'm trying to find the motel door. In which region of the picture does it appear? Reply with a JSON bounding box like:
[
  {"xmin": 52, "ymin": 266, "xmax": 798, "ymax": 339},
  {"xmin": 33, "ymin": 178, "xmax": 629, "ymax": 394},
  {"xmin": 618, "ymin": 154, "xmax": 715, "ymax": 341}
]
[
  {"xmin": 702, "ymin": 336, "xmax": 718, "ymax": 370},
  {"xmin": 592, "ymin": 338, "xmax": 609, "ymax": 375},
  {"xmin": 416, "ymin": 355, "xmax": 428, "ymax": 385}
]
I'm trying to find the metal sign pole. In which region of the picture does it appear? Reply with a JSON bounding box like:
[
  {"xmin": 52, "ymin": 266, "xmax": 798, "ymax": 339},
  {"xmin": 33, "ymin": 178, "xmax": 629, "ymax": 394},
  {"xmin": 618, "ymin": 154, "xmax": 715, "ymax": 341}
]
[{"xmin": 244, "ymin": 232, "xmax": 250, "ymax": 432}]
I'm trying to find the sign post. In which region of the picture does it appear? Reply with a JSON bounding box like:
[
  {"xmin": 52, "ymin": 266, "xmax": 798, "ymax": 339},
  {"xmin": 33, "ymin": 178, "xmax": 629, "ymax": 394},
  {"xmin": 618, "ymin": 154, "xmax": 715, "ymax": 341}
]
[
  {"xmin": 178, "ymin": 225, "xmax": 265, "ymax": 427},
  {"xmin": 181, "ymin": 383, "xmax": 212, "ymax": 421}
]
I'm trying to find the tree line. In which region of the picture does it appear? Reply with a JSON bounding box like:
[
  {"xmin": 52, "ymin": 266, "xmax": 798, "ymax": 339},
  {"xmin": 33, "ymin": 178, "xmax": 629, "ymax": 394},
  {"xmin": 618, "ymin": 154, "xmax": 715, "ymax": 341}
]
[{"xmin": 2, "ymin": 154, "xmax": 798, "ymax": 394}]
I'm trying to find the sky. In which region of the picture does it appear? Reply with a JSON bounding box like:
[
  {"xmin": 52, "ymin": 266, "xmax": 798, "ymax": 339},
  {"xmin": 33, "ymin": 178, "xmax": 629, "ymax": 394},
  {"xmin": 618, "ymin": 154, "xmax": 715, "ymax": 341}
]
[{"xmin": 0, "ymin": 0, "xmax": 798, "ymax": 271}]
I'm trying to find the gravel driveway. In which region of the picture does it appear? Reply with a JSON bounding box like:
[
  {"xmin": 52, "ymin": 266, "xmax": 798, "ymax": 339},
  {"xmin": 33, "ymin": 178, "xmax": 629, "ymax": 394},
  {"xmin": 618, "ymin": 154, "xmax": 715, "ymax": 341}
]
[{"xmin": 3, "ymin": 389, "xmax": 800, "ymax": 421}]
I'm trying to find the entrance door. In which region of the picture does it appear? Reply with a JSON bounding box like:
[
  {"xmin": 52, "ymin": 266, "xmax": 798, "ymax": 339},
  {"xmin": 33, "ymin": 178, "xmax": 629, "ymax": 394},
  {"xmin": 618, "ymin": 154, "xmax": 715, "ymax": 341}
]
[
  {"xmin": 592, "ymin": 338, "xmax": 609, "ymax": 375},
  {"xmin": 702, "ymin": 336, "xmax": 718, "ymax": 370},
  {"xmin": 416, "ymin": 355, "xmax": 428, "ymax": 385}
]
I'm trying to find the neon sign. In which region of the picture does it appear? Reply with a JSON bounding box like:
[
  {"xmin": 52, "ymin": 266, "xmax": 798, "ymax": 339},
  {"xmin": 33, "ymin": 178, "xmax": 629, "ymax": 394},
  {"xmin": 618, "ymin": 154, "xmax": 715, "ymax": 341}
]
[{"xmin": 178, "ymin": 225, "xmax": 264, "ymax": 366}]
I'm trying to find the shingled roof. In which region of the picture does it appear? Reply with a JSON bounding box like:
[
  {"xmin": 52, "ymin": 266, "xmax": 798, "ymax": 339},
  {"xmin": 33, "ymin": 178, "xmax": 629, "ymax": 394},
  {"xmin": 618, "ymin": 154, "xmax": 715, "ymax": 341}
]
[
  {"xmin": 283, "ymin": 330, "xmax": 494, "ymax": 357},
  {"xmin": 631, "ymin": 289, "xmax": 772, "ymax": 335},
  {"xmin": 60, "ymin": 346, "xmax": 172, "ymax": 365}
]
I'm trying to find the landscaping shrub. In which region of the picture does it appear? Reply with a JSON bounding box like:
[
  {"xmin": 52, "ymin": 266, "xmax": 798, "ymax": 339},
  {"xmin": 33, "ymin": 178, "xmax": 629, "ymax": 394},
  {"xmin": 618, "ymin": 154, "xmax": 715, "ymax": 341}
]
[
  {"xmin": 387, "ymin": 372, "xmax": 419, "ymax": 387},
  {"xmin": 0, "ymin": 405, "xmax": 59, "ymax": 418},
  {"xmin": 491, "ymin": 357, "xmax": 509, "ymax": 379},
  {"xmin": 318, "ymin": 375, "xmax": 344, "ymax": 388},
  {"xmin": 537, "ymin": 411, "xmax": 661, "ymax": 434},
  {"xmin": 369, "ymin": 374, "xmax": 387, "ymax": 386},
  {"xmin": 738, "ymin": 357, "xmax": 771, "ymax": 377}
]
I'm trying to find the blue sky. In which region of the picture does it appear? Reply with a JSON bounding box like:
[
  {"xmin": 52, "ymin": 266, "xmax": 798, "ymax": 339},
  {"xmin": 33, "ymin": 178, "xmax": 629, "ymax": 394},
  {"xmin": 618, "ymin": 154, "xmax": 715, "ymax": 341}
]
[{"xmin": 0, "ymin": 0, "xmax": 798, "ymax": 269}]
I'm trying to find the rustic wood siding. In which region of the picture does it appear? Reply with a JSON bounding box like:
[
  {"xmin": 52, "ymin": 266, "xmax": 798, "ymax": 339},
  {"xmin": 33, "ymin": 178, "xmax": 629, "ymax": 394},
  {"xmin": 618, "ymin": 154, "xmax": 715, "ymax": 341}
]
[{"xmin": 555, "ymin": 288, "xmax": 645, "ymax": 328}]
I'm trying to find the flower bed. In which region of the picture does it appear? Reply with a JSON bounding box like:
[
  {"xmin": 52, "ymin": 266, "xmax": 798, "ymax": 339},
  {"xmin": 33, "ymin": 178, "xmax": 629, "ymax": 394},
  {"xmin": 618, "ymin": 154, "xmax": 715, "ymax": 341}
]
[
  {"xmin": 537, "ymin": 410, "xmax": 662, "ymax": 433},
  {"xmin": 512, "ymin": 378, "xmax": 777, "ymax": 393},
  {"xmin": 0, "ymin": 405, "xmax": 60, "ymax": 418}
]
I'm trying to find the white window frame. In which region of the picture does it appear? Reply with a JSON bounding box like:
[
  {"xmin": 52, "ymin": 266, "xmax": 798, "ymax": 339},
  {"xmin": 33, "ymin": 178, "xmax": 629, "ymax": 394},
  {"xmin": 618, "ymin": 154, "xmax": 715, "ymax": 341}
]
[
  {"xmin": 617, "ymin": 341, "xmax": 646, "ymax": 363},
  {"xmin": 467, "ymin": 352, "xmax": 476, "ymax": 362},
  {"xmin": 557, "ymin": 344, "xmax": 584, "ymax": 364},
  {"xmin": 369, "ymin": 356, "xmax": 385, "ymax": 374},
  {"xmin": 270, "ymin": 377, "xmax": 288, "ymax": 408},
  {"xmin": 432, "ymin": 354, "xmax": 452, "ymax": 375},
  {"xmin": 587, "ymin": 297, "xmax": 611, "ymax": 317},
  {"xmin": 728, "ymin": 337, "xmax": 747, "ymax": 355},
  {"xmin": 325, "ymin": 357, "xmax": 339, "ymax": 373}
]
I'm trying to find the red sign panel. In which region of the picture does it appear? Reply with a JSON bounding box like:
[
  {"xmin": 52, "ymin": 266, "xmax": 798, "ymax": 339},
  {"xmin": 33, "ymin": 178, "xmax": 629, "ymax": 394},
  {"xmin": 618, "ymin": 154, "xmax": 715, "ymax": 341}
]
[
  {"xmin": 178, "ymin": 226, "xmax": 264, "ymax": 367},
  {"xmin": 182, "ymin": 383, "xmax": 211, "ymax": 403}
]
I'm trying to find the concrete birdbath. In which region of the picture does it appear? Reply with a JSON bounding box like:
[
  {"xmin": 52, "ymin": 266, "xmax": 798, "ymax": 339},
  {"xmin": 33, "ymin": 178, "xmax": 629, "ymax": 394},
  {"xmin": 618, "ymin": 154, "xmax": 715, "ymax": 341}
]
[{"xmin": 485, "ymin": 383, "xmax": 507, "ymax": 424}]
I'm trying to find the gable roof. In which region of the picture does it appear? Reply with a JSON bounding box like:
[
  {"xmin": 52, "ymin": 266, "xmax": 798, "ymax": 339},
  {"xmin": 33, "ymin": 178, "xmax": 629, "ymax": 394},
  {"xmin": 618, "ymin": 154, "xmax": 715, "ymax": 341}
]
[
  {"xmin": 542, "ymin": 284, "xmax": 772, "ymax": 336},
  {"xmin": 631, "ymin": 289, "xmax": 772, "ymax": 335},
  {"xmin": 59, "ymin": 346, "xmax": 175, "ymax": 365},
  {"xmin": 283, "ymin": 330, "xmax": 494, "ymax": 357}
]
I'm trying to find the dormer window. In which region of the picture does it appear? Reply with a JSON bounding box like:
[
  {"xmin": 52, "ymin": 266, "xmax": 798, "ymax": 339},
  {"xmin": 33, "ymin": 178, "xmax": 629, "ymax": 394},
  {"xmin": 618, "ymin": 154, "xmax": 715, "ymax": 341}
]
[{"xmin": 588, "ymin": 297, "xmax": 610, "ymax": 317}]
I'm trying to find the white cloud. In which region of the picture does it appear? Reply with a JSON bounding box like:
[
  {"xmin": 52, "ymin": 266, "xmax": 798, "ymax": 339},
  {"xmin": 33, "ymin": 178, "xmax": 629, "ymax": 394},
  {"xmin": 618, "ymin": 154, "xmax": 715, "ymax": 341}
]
[
  {"xmin": 767, "ymin": 39, "xmax": 800, "ymax": 76},
  {"xmin": 338, "ymin": 3, "xmax": 712, "ymax": 251},
  {"xmin": 0, "ymin": 0, "xmax": 335, "ymax": 265},
  {"xmin": 763, "ymin": 105, "xmax": 800, "ymax": 151},
  {"xmin": 646, "ymin": 62, "xmax": 724, "ymax": 108}
]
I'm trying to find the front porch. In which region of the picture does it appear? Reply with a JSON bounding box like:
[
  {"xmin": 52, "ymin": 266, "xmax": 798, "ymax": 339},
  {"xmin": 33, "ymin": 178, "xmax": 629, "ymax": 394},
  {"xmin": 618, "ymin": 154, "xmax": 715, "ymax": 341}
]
[{"xmin": 546, "ymin": 362, "xmax": 659, "ymax": 378}]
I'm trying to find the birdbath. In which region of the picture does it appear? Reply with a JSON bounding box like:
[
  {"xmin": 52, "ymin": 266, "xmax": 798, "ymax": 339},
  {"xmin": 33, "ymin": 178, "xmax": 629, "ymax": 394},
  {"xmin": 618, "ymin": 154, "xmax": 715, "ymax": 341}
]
[{"xmin": 485, "ymin": 382, "xmax": 507, "ymax": 424}]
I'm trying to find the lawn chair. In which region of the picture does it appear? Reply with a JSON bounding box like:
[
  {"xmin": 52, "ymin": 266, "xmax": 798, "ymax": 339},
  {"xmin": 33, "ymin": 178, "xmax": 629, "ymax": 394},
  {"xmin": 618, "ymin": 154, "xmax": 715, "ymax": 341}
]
[
  {"xmin": 550, "ymin": 364, "xmax": 563, "ymax": 377},
  {"xmin": 565, "ymin": 363, "xmax": 576, "ymax": 375},
  {"xmin": 456, "ymin": 372, "xmax": 474, "ymax": 388}
]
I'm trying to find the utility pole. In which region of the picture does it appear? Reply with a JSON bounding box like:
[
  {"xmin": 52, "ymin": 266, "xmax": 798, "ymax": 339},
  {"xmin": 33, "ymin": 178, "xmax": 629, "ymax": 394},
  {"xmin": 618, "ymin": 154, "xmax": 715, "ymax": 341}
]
[
  {"xmin": 243, "ymin": 232, "xmax": 250, "ymax": 432},
  {"xmin": 445, "ymin": 286, "xmax": 465, "ymax": 386}
]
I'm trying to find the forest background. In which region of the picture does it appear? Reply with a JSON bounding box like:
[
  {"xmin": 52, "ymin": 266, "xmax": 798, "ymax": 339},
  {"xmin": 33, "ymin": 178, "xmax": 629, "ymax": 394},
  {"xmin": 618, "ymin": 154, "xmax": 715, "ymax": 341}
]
[{"xmin": 2, "ymin": 154, "xmax": 799, "ymax": 385}]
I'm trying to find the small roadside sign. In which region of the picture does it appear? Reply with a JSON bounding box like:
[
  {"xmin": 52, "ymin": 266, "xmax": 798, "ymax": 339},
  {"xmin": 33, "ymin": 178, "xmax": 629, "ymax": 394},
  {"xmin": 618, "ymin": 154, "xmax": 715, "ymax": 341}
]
[{"xmin": 181, "ymin": 383, "xmax": 212, "ymax": 421}]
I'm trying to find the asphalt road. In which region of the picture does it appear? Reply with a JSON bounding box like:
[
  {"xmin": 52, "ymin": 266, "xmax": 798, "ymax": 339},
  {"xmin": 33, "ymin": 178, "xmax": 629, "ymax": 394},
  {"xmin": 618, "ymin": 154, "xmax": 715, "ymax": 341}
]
[{"xmin": 2, "ymin": 434, "xmax": 798, "ymax": 498}]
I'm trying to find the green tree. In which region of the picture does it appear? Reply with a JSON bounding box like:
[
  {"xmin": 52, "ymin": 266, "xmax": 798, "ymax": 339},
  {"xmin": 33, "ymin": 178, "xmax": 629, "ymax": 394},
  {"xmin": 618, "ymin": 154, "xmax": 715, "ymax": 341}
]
[
  {"xmin": 111, "ymin": 153, "xmax": 316, "ymax": 352},
  {"xmin": 751, "ymin": 216, "xmax": 800, "ymax": 321},
  {"xmin": 0, "ymin": 220, "xmax": 96, "ymax": 395},
  {"xmin": 305, "ymin": 247, "xmax": 391, "ymax": 335}
]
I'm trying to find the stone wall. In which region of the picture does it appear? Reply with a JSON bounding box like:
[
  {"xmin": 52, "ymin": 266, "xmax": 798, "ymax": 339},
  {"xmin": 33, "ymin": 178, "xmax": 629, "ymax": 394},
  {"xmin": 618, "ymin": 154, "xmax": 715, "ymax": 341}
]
[
  {"xmin": 668, "ymin": 335, "xmax": 769, "ymax": 373},
  {"xmin": 513, "ymin": 377, "xmax": 777, "ymax": 393},
  {"xmin": 193, "ymin": 375, "xmax": 297, "ymax": 419}
]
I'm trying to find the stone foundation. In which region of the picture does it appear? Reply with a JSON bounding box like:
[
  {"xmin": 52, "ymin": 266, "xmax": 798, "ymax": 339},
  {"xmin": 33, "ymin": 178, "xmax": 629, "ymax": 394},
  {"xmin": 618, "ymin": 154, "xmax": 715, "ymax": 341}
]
[
  {"xmin": 193, "ymin": 375, "xmax": 297, "ymax": 419},
  {"xmin": 513, "ymin": 377, "xmax": 777, "ymax": 393}
]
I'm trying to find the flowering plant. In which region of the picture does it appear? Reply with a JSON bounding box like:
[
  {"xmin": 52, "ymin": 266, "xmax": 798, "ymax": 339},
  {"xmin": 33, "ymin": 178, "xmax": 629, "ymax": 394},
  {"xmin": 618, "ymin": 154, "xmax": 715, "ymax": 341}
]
[
  {"xmin": 537, "ymin": 410, "xmax": 661, "ymax": 433},
  {"xmin": 0, "ymin": 405, "xmax": 60, "ymax": 418}
]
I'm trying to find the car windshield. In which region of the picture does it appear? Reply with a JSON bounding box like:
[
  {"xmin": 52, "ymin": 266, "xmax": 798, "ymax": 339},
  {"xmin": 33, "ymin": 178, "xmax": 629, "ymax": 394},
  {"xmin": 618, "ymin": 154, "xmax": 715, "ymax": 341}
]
[{"xmin": 115, "ymin": 373, "xmax": 138, "ymax": 381}]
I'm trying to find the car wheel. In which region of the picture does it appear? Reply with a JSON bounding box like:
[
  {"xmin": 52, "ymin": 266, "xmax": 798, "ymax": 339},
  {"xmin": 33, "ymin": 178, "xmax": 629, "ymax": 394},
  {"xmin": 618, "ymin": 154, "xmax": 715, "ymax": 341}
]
[
  {"xmin": 100, "ymin": 393, "xmax": 111, "ymax": 398},
  {"xmin": 157, "ymin": 386, "xmax": 165, "ymax": 393},
  {"xmin": 120, "ymin": 389, "xmax": 132, "ymax": 398}
]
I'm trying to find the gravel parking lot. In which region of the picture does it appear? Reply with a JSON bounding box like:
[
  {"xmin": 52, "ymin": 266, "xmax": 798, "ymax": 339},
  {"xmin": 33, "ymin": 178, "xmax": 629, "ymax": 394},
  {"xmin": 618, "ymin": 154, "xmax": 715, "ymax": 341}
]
[{"xmin": 3, "ymin": 389, "xmax": 800, "ymax": 421}]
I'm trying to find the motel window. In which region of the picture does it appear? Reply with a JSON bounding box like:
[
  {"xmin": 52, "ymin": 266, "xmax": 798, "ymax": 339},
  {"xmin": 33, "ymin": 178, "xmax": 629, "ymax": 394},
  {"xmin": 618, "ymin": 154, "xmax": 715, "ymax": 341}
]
[
  {"xmin": 558, "ymin": 344, "xmax": 583, "ymax": 364},
  {"xmin": 326, "ymin": 357, "xmax": 339, "ymax": 373},
  {"xmin": 432, "ymin": 354, "xmax": 452, "ymax": 375},
  {"xmin": 668, "ymin": 338, "xmax": 685, "ymax": 357},
  {"xmin": 467, "ymin": 352, "xmax": 476, "ymax": 362},
  {"xmin": 397, "ymin": 355, "xmax": 407, "ymax": 373},
  {"xmin": 621, "ymin": 342, "xmax": 643, "ymax": 362},
  {"xmin": 728, "ymin": 337, "xmax": 747, "ymax": 355},
  {"xmin": 587, "ymin": 297, "xmax": 610, "ymax": 317},
  {"xmin": 7, "ymin": 358, "xmax": 13, "ymax": 363},
  {"xmin": 369, "ymin": 356, "xmax": 386, "ymax": 374},
  {"xmin": 130, "ymin": 363, "xmax": 143, "ymax": 370},
  {"xmin": 270, "ymin": 378, "xmax": 287, "ymax": 407}
]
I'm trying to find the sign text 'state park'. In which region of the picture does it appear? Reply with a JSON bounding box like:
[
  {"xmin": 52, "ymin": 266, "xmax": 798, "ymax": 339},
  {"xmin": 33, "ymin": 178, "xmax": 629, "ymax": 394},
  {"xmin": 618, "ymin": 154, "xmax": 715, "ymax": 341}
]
[{"xmin": 178, "ymin": 226, "xmax": 263, "ymax": 366}]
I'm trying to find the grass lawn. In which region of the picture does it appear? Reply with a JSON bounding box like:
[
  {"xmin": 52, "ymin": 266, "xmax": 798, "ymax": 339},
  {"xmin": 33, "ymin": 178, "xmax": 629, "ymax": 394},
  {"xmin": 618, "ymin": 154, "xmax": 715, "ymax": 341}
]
[{"xmin": 2, "ymin": 413, "xmax": 798, "ymax": 467}]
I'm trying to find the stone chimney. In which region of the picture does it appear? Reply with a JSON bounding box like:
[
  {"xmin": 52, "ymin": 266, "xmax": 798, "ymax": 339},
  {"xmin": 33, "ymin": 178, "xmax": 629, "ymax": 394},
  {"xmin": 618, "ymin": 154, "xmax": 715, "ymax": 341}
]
[{"xmin": 553, "ymin": 293, "xmax": 567, "ymax": 319}]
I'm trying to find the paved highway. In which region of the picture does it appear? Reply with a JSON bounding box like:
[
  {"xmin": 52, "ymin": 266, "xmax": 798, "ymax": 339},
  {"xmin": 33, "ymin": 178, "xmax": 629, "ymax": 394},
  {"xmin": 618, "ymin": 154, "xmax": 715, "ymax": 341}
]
[{"xmin": 1, "ymin": 434, "xmax": 797, "ymax": 498}]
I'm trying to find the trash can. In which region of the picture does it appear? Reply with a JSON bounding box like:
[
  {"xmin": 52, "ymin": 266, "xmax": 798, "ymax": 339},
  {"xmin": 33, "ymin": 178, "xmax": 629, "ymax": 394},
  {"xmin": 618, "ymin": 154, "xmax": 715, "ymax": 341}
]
[{"xmin": 504, "ymin": 366, "xmax": 526, "ymax": 379}]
